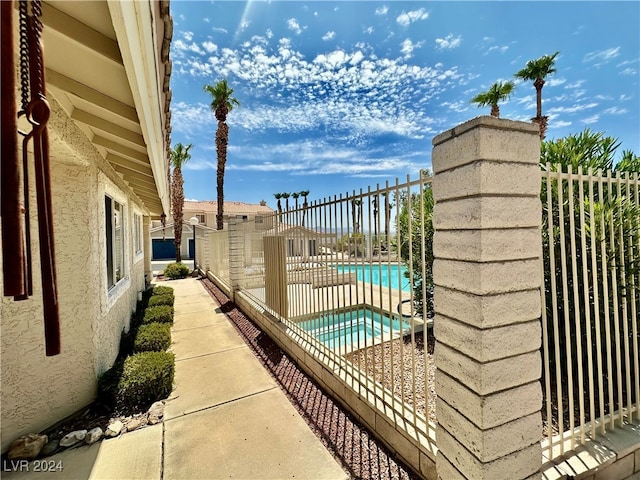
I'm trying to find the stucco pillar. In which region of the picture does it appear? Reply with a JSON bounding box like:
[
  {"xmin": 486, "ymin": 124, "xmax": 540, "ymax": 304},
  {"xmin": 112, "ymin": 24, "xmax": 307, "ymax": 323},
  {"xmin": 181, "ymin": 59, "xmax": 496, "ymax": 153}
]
[
  {"xmin": 143, "ymin": 215, "xmax": 152, "ymax": 285},
  {"xmin": 228, "ymin": 219, "xmax": 244, "ymax": 302},
  {"xmin": 432, "ymin": 117, "xmax": 543, "ymax": 480}
]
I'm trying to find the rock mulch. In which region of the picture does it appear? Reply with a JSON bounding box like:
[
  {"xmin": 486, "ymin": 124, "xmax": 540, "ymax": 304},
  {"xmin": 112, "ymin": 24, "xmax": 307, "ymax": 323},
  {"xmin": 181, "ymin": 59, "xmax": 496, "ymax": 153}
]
[
  {"xmin": 5, "ymin": 401, "xmax": 164, "ymax": 462},
  {"xmin": 201, "ymin": 277, "xmax": 421, "ymax": 480}
]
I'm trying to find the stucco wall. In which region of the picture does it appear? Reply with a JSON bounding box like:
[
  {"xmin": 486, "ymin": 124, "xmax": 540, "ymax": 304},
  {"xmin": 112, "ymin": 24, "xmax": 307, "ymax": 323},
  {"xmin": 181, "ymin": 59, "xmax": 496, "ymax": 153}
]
[{"xmin": 0, "ymin": 98, "xmax": 148, "ymax": 451}]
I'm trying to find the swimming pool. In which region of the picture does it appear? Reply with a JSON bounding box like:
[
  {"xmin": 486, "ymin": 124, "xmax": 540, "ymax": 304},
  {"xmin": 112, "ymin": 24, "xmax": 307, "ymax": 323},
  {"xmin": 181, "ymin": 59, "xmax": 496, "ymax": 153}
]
[
  {"xmin": 298, "ymin": 307, "xmax": 409, "ymax": 350},
  {"xmin": 333, "ymin": 263, "xmax": 411, "ymax": 292}
]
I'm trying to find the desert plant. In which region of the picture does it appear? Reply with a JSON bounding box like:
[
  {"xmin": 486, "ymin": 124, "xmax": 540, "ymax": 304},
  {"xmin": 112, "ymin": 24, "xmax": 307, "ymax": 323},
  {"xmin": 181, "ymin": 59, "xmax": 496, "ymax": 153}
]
[
  {"xmin": 134, "ymin": 322, "xmax": 172, "ymax": 352},
  {"xmin": 148, "ymin": 294, "xmax": 174, "ymax": 307},
  {"xmin": 163, "ymin": 262, "xmax": 190, "ymax": 279},
  {"xmin": 98, "ymin": 351, "xmax": 175, "ymax": 411},
  {"xmin": 143, "ymin": 305, "xmax": 174, "ymax": 324}
]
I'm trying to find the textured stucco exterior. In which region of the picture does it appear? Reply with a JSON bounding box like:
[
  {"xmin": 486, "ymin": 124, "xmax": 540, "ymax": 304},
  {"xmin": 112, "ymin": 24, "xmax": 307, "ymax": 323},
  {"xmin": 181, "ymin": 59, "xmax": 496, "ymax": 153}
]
[{"xmin": 0, "ymin": 98, "xmax": 148, "ymax": 452}]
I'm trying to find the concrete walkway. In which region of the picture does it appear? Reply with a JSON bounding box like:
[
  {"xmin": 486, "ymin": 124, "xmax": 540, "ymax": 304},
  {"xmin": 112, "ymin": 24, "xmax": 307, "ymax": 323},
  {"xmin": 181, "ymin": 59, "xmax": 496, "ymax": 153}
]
[{"xmin": 4, "ymin": 278, "xmax": 348, "ymax": 480}]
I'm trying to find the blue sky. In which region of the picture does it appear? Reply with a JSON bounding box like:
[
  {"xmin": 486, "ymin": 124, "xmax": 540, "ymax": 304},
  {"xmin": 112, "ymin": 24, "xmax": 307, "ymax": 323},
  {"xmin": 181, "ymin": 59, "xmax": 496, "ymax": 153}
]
[{"xmin": 169, "ymin": 1, "xmax": 640, "ymax": 209}]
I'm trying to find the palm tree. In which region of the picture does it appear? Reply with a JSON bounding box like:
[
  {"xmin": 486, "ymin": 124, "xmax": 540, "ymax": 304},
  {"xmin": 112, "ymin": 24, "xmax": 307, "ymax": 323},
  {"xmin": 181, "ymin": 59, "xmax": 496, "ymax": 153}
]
[
  {"xmin": 282, "ymin": 192, "xmax": 291, "ymax": 211},
  {"xmin": 300, "ymin": 190, "xmax": 310, "ymax": 227},
  {"xmin": 170, "ymin": 143, "xmax": 192, "ymax": 262},
  {"xmin": 292, "ymin": 192, "xmax": 300, "ymax": 210},
  {"xmin": 274, "ymin": 193, "xmax": 283, "ymax": 214},
  {"xmin": 470, "ymin": 80, "xmax": 515, "ymax": 118},
  {"xmin": 514, "ymin": 51, "xmax": 559, "ymax": 140},
  {"xmin": 203, "ymin": 79, "xmax": 240, "ymax": 230}
]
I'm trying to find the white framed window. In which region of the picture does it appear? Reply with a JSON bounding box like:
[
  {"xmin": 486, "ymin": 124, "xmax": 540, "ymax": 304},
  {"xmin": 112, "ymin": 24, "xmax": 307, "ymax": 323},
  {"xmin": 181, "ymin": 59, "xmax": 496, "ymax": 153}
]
[
  {"xmin": 255, "ymin": 216, "xmax": 264, "ymax": 224},
  {"xmin": 195, "ymin": 214, "xmax": 205, "ymax": 225},
  {"xmin": 133, "ymin": 213, "xmax": 142, "ymax": 256},
  {"xmin": 105, "ymin": 195, "xmax": 126, "ymax": 289}
]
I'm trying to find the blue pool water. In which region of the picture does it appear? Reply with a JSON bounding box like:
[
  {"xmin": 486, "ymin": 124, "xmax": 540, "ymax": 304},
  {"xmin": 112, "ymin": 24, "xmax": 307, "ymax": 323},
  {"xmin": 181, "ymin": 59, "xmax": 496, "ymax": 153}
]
[
  {"xmin": 333, "ymin": 263, "xmax": 411, "ymax": 292},
  {"xmin": 298, "ymin": 308, "xmax": 409, "ymax": 349}
]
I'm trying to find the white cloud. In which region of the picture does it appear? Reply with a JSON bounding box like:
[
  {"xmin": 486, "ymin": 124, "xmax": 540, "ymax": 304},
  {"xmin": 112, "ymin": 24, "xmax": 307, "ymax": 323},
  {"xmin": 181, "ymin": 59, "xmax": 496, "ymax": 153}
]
[
  {"xmin": 322, "ymin": 31, "xmax": 335, "ymax": 41},
  {"xmin": 287, "ymin": 18, "xmax": 302, "ymax": 35},
  {"xmin": 171, "ymin": 102, "xmax": 213, "ymax": 135},
  {"xmin": 548, "ymin": 103, "xmax": 598, "ymax": 115},
  {"xmin": 485, "ymin": 45, "xmax": 509, "ymax": 55},
  {"xmin": 552, "ymin": 120, "xmax": 572, "ymax": 128},
  {"xmin": 174, "ymin": 34, "xmax": 460, "ymax": 142},
  {"xmin": 583, "ymin": 47, "xmax": 620, "ymax": 66},
  {"xmin": 400, "ymin": 39, "xmax": 424, "ymax": 59},
  {"xmin": 213, "ymin": 27, "xmax": 228, "ymax": 34},
  {"xmin": 396, "ymin": 8, "xmax": 429, "ymax": 26},
  {"xmin": 202, "ymin": 41, "xmax": 218, "ymax": 53},
  {"xmin": 375, "ymin": 5, "xmax": 388, "ymax": 16},
  {"xmin": 435, "ymin": 34, "xmax": 462, "ymax": 50},
  {"xmin": 183, "ymin": 31, "xmax": 193, "ymax": 41},
  {"xmin": 203, "ymin": 18, "xmax": 209, "ymax": 23},
  {"xmin": 620, "ymin": 68, "xmax": 637, "ymax": 76},
  {"xmin": 364, "ymin": 26, "xmax": 374, "ymax": 35},
  {"xmin": 603, "ymin": 106, "xmax": 627, "ymax": 115},
  {"xmin": 547, "ymin": 78, "xmax": 566, "ymax": 87},
  {"xmin": 225, "ymin": 140, "xmax": 424, "ymax": 176},
  {"xmin": 581, "ymin": 114, "xmax": 600, "ymax": 125}
]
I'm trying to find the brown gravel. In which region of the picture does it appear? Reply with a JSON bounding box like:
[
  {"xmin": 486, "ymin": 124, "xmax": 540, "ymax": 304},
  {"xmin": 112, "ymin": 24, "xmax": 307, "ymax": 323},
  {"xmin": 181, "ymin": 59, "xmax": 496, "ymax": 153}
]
[
  {"xmin": 200, "ymin": 277, "xmax": 421, "ymax": 480},
  {"xmin": 347, "ymin": 334, "xmax": 437, "ymax": 424}
]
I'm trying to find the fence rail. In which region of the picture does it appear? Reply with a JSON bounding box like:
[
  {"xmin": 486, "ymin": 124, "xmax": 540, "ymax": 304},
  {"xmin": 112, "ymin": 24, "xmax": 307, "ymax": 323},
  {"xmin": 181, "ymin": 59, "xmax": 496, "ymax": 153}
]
[
  {"xmin": 196, "ymin": 162, "xmax": 639, "ymax": 468},
  {"xmin": 540, "ymin": 164, "xmax": 640, "ymax": 458}
]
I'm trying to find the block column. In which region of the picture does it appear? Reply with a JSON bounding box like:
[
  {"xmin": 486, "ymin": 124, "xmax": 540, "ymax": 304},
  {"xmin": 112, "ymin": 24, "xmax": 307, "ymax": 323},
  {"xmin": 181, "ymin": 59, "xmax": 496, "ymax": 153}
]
[
  {"xmin": 228, "ymin": 219, "xmax": 244, "ymax": 302},
  {"xmin": 432, "ymin": 117, "xmax": 543, "ymax": 480}
]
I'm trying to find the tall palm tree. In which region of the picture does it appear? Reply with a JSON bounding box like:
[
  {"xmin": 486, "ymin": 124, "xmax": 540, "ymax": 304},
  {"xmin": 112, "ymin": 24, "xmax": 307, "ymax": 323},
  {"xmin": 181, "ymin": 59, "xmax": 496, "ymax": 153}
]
[
  {"xmin": 170, "ymin": 143, "xmax": 192, "ymax": 262},
  {"xmin": 203, "ymin": 79, "xmax": 240, "ymax": 230},
  {"xmin": 282, "ymin": 192, "xmax": 291, "ymax": 211},
  {"xmin": 300, "ymin": 190, "xmax": 310, "ymax": 227},
  {"xmin": 470, "ymin": 80, "xmax": 515, "ymax": 118},
  {"xmin": 274, "ymin": 193, "xmax": 283, "ymax": 214},
  {"xmin": 514, "ymin": 51, "xmax": 559, "ymax": 140}
]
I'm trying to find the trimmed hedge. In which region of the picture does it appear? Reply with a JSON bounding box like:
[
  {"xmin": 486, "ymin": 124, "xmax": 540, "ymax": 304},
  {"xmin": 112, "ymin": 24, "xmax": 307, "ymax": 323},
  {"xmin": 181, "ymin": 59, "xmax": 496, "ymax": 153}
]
[
  {"xmin": 163, "ymin": 262, "xmax": 190, "ymax": 279},
  {"xmin": 151, "ymin": 285, "xmax": 174, "ymax": 298},
  {"xmin": 148, "ymin": 294, "xmax": 174, "ymax": 307},
  {"xmin": 143, "ymin": 305, "xmax": 174, "ymax": 324},
  {"xmin": 134, "ymin": 322, "xmax": 171, "ymax": 352},
  {"xmin": 99, "ymin": 351, "xmax": 175, "ymax": 411}
]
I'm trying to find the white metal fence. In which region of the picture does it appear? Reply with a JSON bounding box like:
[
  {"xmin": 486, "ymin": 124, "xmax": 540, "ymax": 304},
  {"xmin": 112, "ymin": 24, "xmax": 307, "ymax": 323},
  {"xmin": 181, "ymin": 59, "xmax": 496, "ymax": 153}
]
[
  {"xmin": 540, "ymin": 164, "xmax": 640, "ymax": 458},
  {"xmin": 201, "ymin": 172, "xmax": 438, "ymax": 460},
  {"xmin": 197, "ymin": 163, "xmax": 640, "ymax": 466}
]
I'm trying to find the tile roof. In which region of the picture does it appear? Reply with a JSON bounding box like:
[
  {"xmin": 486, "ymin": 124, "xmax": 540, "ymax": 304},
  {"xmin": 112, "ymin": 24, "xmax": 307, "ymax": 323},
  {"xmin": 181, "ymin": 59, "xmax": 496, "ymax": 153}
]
[{"xmin": 184, "ymin": 200, "xmax": 274, "ymax": 214}]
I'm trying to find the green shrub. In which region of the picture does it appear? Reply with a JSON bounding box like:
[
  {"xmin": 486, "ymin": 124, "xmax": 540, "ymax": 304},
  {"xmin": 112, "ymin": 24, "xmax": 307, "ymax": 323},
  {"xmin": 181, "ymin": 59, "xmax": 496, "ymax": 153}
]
[
  {"xmin": 148, "ymin": 294, "xmax": 174, "ymax": 307},
  {"xmin": 163, "ymin": 262, "xmax": 190, "ymax": 279},
  {"xmin": 98, "ymin": 352, "xmax": 175, "ymax": 411},
  {"xmin": 134, "ymin": 322, "xmax": 171, "ymax": 352},
  {"xmin": 151, "ymin": 285, "xmax": 174, "ymax": 297},
  {"xmin": 143, "ymin": 305, "xmax": 174, "ymax": 324}
]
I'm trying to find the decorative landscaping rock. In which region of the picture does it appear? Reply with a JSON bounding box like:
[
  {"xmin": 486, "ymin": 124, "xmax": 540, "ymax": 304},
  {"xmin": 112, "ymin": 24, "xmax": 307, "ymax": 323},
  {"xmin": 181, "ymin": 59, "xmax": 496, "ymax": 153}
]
[
  {"xmin": 7, "ymin": 434, "xmax": 48, "ymax": 460},
  {"xmin": 105, "ymin": 420, "xmax": 123, "ymax": 438},
  {"xmin": 147, "ymin": 401, "xmax": 164, "ymax": 424},
  {"xmin": 40, "ymin": 439, "xmax": 59, "ymax": 457},
  {"xmin": 59, "ymin": 430, "xmax": 87, "ymax": 447},
  {"xmin": 126, "ymin": 419, "xmax": 141, "ymax": 432},
  {"xmin": 85, "ymin": 427, "xmax": 103, "ymax": 445}
]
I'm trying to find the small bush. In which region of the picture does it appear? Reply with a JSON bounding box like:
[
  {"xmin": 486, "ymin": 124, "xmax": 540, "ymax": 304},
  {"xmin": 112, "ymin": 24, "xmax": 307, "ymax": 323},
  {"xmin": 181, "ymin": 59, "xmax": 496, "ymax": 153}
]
[
  {"xmin": 151, "ymin": 285, "xmax": 174, "ymax": 297},
  {"xmin": 163, "ymin": 263, "xmax": 190, "ymax": 279},
  {"xmin": 99, "ymin": 352, "xmax": 175, "ymax": 411},
  {"xmin": 148, "ymin": 294, "xmax": 174, "ymax": 307},
  {"xmin": 143, "ymin": 305, "xmax": 174, "ymax": 324},
  {"xmin": 134, "ymin": 322, "xmax": 171, "ymax": 352}
]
